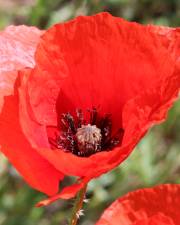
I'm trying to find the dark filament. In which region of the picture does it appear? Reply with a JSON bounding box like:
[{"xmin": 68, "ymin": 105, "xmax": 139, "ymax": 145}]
[{"xmin": 49, "ymin": 108, "xmax": 124, "ymax": 157}]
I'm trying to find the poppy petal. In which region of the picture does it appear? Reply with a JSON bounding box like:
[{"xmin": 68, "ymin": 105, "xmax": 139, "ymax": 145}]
[
  {"xmin": 0, "ymin": 78, "xmax": 64, "ymax": 196},
  {"xmin": 18, "ymin": 69, "xmax": 51, "ymax": 149},
  {"xmin": 0, "ymin": 25, "xmax": 43, "ymax": 111},
  {"xmin": 122, "ymin": 64, "xmax": 180, "ymax": 145},
  {"xmin": 96, "ymin": 184, "xmax": 180, "ymax": 225},
  {"xmin": 36, "ymin": 177, "xmax": 89, "ymax": 207},
  {"xmin": 28, "ymin": 13, "xmax": 178, "ymax": 129},
  {"xmin": 148, "ymin": 25, "xmax": 180, "ymax": 60},
  {"xmin": 27, "ymin": 65, "xmax": 180, "ymax": 179},
  {"xmin": 134, "ymin": 214, "xmax": 175, "ymax": 225}
]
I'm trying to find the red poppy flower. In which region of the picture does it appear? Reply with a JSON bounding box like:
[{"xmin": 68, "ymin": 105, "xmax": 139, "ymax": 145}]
[
  {"xmin": 0, "ymin": 13, "xmax": 179, "ymax": 206},
  {"xmin": 96, "ymin": 184, "xmax": 180, "ymax": 225}
]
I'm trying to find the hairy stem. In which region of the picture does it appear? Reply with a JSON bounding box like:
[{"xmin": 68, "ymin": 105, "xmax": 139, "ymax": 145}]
[{"xmin": 69, "ymin": 185, "xmax": 87, "ymax": 225}]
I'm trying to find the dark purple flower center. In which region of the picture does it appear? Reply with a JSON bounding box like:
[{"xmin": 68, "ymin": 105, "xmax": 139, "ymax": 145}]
[{"xmin": 49, "ymin": 108, "xmax": 124, "ymax": 157}]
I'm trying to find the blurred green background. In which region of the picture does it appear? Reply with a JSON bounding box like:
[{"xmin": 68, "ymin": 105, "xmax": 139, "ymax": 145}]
[{"xmin": 0, "ymin": 0, "xmax": 179, "ymax": 224}]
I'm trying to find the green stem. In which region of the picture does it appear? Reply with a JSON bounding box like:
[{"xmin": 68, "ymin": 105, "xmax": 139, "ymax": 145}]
[{"xmin": 69, "ymin": 185, "xmax": 87, "ymax": 225}]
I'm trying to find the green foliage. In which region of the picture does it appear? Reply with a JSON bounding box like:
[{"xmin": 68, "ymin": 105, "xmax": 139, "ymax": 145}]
[
  {"xmin": 0, "ymin": 0, "xmax": 179, "ymax": 29},
  {"xmin": 0, "ymin": 1, "xmax": 179, "ymax": 224}
]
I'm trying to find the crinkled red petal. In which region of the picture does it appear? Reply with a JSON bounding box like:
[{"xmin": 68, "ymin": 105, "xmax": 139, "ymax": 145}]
[
  {"xmin": 96, "ymin": 184, "xmax": 180, "ymax": 225},
  {"xmin": 134, "ymin": 214, "xmax": 175, "ymax": 225},
  {"xmin": 0, "ymin": 78, "xmax": 64, "ymax": 196},
  {"xmin": 29, "ymin": 13, "xmax": 178, "ymax": 129},
  {"xmin": 36, "ymin": 177, "xmax": 89, "ymax": 207},
  {"xmin": 0, "ymin": 25, "xmax": 63, "ymax": 195}
]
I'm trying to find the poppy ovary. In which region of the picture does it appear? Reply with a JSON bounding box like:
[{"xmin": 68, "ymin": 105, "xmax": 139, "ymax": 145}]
[{"xmin": 76, "ymin": 124, "xmax": 102, "ymax": 155}]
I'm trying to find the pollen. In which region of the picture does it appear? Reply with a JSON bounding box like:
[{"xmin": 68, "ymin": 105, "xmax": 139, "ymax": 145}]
[{"xmin": 76, "ymin": 124, "xmax": 102, "ymax": 154}]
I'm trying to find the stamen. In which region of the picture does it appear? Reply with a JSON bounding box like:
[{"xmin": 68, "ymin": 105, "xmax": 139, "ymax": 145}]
[
  {"xmin": 99, "ymin": 114, "xmax": 112, "ymax": 148},
  {"xmin": 61, "ymin": 113, "xmax": 76, "ymax": 134},
  {"xmin": 76, "ymin": 109, "xmax": 84, "ymax": 128},
  {"xmin": 89, "ymin": 107, "xmax": 97, "ymax": 125},
  {"xmin": 49, "ymin": 108, "xmax": 124, "ymax": 157}
]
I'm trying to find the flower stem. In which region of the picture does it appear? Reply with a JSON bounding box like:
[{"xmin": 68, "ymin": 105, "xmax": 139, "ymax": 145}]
[{"xmin": 69, "ymin": 184, "xmax": 87, "ymax": 225}]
